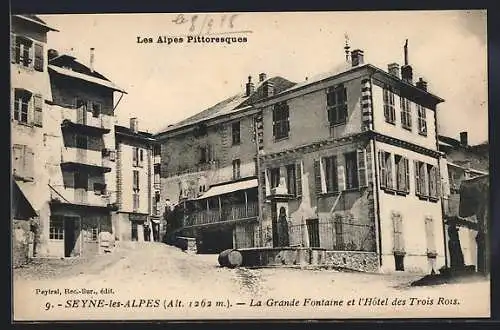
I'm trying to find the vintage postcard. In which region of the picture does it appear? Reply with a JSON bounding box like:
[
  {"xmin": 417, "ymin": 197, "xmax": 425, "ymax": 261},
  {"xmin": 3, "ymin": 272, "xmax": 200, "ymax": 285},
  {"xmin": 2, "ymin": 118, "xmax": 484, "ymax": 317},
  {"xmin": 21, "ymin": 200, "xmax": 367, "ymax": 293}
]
[{"xmin": 10, "ymin": 10, "xmax": 490, "ymax": 321}]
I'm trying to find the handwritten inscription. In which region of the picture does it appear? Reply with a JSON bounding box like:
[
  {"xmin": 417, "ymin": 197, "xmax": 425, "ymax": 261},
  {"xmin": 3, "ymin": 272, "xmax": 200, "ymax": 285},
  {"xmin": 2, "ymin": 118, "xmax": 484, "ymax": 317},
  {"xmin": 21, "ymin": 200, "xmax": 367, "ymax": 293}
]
[{"xmin": 171, "ymin": 13, "xmax": 241, "ymax": 36}]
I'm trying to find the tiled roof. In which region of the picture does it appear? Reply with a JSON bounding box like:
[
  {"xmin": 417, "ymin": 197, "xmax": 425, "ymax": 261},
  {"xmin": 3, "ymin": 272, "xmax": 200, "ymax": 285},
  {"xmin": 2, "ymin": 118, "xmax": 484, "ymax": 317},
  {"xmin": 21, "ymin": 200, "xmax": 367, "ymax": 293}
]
[
  {"xmin": 49, "ymin": 65, "xmax": 126, "ymax": 93},
  {"xmin": 156, "ymin": 76, "xmax": 296, "ymax": 134}
]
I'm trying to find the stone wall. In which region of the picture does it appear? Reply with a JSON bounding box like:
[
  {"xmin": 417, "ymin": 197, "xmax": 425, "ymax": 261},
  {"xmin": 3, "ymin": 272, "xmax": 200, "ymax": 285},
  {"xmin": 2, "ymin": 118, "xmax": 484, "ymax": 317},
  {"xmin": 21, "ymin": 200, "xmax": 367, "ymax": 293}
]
[
  {"xmin": 325, "ymin": 251, "xmax": 379, "ymax": 272},
  {"xmin": 12, "ymin": 219, "xmax": 34, "ymax": 268}
]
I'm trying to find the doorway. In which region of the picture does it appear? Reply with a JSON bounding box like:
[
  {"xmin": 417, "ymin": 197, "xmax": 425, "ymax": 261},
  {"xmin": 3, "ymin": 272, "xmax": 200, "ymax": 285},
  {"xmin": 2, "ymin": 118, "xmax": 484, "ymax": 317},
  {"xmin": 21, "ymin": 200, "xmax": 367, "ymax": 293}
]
[{"xmin": 64, "ymin": 216, "xmax": 81, "ymax": 257}]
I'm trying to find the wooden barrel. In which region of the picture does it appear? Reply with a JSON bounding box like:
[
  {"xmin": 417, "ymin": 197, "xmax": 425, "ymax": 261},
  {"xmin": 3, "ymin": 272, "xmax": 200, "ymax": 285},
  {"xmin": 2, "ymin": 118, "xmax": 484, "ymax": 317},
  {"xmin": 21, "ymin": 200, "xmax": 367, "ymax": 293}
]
[{"xmin": 218, "ymin": 249, "xmax": 243, "ymax": 268}]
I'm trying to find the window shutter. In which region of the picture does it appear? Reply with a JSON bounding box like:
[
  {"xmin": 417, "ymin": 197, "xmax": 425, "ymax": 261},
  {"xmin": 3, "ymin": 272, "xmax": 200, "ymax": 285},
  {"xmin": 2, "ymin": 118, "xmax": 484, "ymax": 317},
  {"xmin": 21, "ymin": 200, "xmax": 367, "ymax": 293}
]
[
  {"xmin": 260, "ymin": 170, "xmax": 267, "ymax": 200},
  {"xmin": 392, "ymin": 212, "xmax": 404, "ymax": 252},
  {"xmin": 34, "ymin": 43, "xmax": 44, "ymax": 71},
  {"xmin": 24, "ymin": 147, "xmax": 35, "ymax": 181},
  {"xmin": 337, "ymin": 164, "xmax": 346, "ymax": 191},
  {"xmin": 357, "ymin": 148, "xmax": 367, "ymax": 187},
  {"xmin": 414, "ymin": 160, "xmax": 420, "ymax": 196},
  {"xmin": 378, "ymin": 150, "xmax": 386, "ymax": 189},
  {"xmin": 11, "ymin": 34, "xmax": 17, "ymax": 64},
  {"xmin": 435, "ymin": 168, "xmax": 441, "ymax": 198},
  {"xmin": 295, "ymin": 162, "xmax": 302, "ymax": 197},
  {"xmin": 132, "ymin": 147, "xmax": 138, "ymax": 166},
  {"xmin": 404, "ymin": 158, "xmax": 410, "ymax": 193},
  {"xmin": 420, "ymin": 163, "xmax": 428, "ymax": 197},
  {"xmin": 33, "ymin": 94, "xmax": 43, "ymax": 126},
  {"xmin": 12, "ymin": 145, "xmax": 24, "ymax": 178},
  {"xmin": 313, "ymin": 160, "xmax": 322, "ymax": 195},
  {"xmin": 425, "ymin": 217, "xmax": 436, "ymax": 253},
  {"xmin": 386, "ymin": 153, "xmax": 393, "ymax": 189}
]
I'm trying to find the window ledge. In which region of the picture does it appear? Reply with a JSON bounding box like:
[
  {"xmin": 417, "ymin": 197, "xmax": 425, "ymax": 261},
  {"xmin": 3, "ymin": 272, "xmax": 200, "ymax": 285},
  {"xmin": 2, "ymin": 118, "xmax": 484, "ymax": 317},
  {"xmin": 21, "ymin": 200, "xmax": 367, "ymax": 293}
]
[
  {"xmin": 16, "ymin": 121, "xmax": 34, "ymax": 128},
  {"xmin": 329, "ymin": 121, "xmax": 347, "ymax": 128},
  {"xmin": 382, "ymin": 187, "xmax": 408, "ymax": 196},
  {"xmin": 402, "ymin": 125, "xmax": 412, "ymax": 132},
  {"xmin": 385, "ymin": 120, "xmax": 396, "ymax": 125},
  {"xmin": 273, "ymin": 136, "xmax": 289, "ymax": 143},
  {"xmin": 418, "ymin": 131, "xmax": 428, "ymax": 137},
  {"xmin": 417, "ymin": 195, "xmax": 439, "ymax": 203}
]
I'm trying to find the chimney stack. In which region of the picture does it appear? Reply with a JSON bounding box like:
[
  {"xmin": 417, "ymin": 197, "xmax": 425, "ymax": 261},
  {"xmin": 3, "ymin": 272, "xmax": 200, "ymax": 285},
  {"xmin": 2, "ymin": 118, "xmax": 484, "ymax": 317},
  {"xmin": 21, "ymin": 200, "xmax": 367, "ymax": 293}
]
[
  {"xmin": 90, "ymin": 47, "xmax": 95, "ymax": 73},
  {"xmin": 416, "ymin": 77, "xmax": 428, "ymax": 91},
  {"xmin": 351, "ymin": 49, "xmax": 364, "ymax": 67},
  {"xmin": 130, "ymin": 117, "xmax": 138, "ymax": 134},
  {"xmin": 388, "ymin": 63, "xmax": 400, "ymax": 78},
  {"xmin": 259, "ymin": 73, "xmax": 267, "ymax": 82},
  {"xmin": 263, "ymin": 80, "xmax": 274, "ymax": 98},
  {"xmin": 245, "ymin": 76, "xmax": 255, "ymax": 96},
  {"xmin": 459, "ymin": 131, "xmax": 468, "ymax": 147},
  {"xmin": 401, "ymin": 39, "xmax": 413, "ymax": 84}
]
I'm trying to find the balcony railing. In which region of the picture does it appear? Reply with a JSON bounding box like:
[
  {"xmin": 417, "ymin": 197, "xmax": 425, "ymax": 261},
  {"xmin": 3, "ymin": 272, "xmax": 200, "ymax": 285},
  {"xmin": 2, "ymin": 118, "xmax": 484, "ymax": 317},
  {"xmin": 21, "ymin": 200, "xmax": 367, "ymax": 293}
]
[
  {"xmin": 49, "ymin": 185, "xmax": 117, "ymax": 208},
  {"xmin": 183, "ymin": 201, "xmax": 258, "ymax": 227},
  {"xmin": 61, "ymin": 147, "xmax": 101, "ymax": 167},
  {"xmin": 61, "ymin": 108, "xmax": 113, "ymax": 133},
  {"xmin": 60, "ymin": 147, "xmax": 112, "ymax": 172}
]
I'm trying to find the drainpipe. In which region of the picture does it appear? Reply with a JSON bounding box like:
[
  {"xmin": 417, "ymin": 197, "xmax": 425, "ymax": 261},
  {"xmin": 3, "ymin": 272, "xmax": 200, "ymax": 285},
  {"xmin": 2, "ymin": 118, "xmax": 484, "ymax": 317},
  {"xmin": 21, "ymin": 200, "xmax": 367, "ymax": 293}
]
[
  {"xmin": 368, "ymin": 71, "xmax": 383, "ymax": 269},
  {"xmin": 254, "ymin": 111, "xmax": 264, "ymax": 247},
  {"xmin": 435, "ymin": 106, "xmax": 449, "ymax": 269}
]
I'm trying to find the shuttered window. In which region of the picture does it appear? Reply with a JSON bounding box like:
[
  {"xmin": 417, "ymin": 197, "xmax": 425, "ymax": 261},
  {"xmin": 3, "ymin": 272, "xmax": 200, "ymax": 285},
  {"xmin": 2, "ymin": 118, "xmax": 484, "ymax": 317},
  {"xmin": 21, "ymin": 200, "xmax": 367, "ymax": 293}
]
[
  {"xmin": 357, "ymin": 148, "xmax": 367, "ymax": 188},
  {"xmin": 286, "ymin": 164, "xmax": 296, "ymax": 196},
  {"xmin": 13, "ymin": 89, "xmax": 31, "ymax": 124},
  {"xmin": 344, "ymin": 152, "xmax": 358, "ymax": 190},
  {"xmin": 295, "ymin": 162, "xmax": 302, "ymax": 197},
  {"xmin": 383, "ymin": 86, "xmax": 396, "ymax": 124},
  {"xmin": 324, "ymin": 156, "xmax": 338, "ymax": 193},
  {"xmin": 395, "ymin": 155, "xmax": 410, "ymax": 193},
  {"xmin": 231, "ymin": 121, "xmax": 241, "ymax": 145},
  {"xmin": 34, "ymin": 43, "xmax": 44, "ymax": 71},
  {"xmin": 314, "ymin": 160, "xmax": 323, "ymax": 195},
  {"xmin": 33, "ymin": 94, "xmax": 43, "ymax": 126},
  {"xmin": 400, "ymin": 97, "xmax": 412, "ymax": 130},
  {"xmin": 272, "ymin": 102, "xmax": 290, "ymax": 140},
  {"xmin": 424, "ymin": 216, "xmax": 436, "ymax": 254},
  {"xmin": 392, "ymin": 212, "xmax": 404, "ymax": 252},
  {"xmin": 232, "ymin": 159, "xmax": 241, "ymax": 180},
  {"xmin": 12, "ymin": 35, "xmax": 34, "ymax": 67},
  {"xmin": 417, "ymin": 105, "xmax": 427, "ymax": 136},
  {"xmin": 12, "ymin": 144, "xmax": 34, "ymax": 181},
  {"xmin": 378, "ymin": 151, "xmax": 393, "ymax": 190},
  {"xmin": 269, "ymin": 167, "xmax": 280, "ymax": 189},
  {"xmin": 428, "ymin": 165, "xmax": 439, "ymax": 200},
  {"xmin": 327, "ymin": 85, "xmax": 348, "ymax": 125}
]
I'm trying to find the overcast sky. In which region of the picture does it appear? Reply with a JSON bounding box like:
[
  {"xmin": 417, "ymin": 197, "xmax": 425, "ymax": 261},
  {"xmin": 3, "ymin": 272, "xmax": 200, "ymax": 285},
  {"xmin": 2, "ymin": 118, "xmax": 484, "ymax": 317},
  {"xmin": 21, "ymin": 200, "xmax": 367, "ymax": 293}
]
[{"xmin": 39, "ymin": 10, "xmax": 487, "ymax": 144}]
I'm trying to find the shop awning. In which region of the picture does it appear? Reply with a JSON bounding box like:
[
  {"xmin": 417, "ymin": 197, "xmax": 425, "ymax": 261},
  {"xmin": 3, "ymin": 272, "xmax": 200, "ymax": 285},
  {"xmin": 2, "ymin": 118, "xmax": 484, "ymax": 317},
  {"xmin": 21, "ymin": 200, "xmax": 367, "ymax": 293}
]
[
  {"xmin": 196, "ymin": 178, "xmax": 258, "ymax": 200},
  {"xmin": 13, "ymin": 180, "xmax": 38, "ymax": 218}
]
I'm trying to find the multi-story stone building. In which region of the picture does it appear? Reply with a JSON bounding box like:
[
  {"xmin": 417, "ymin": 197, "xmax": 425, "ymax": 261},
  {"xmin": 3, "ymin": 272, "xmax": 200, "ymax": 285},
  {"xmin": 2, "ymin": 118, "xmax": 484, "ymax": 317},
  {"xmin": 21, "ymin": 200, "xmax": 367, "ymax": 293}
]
[
  {"xmin": 256, "ymin": 46, "xmax": 447, "ymax": 273},
  {"xmin": 439, "ymin": 132, "xmax": 489, "ymax": 272},
  {"xmin": 155, "ymin": 74, "xmax": 295, "ymax": 253},
  {"xmin": 11, "ymin": 14, "xmax": 127, "ymax": 259},
  {"xmin": 113, "ymin": 118, "xmax": 162, "ymax": 242},
  {"xmin": 42, "ymin": 48, "xmax": 126, "ymax": 258},
  {"xmin": 11, "ymin": 14, "xmax": 58, "ymax": 265},
  {"xmin": 159, "ymin": 42, "xmax": 450, "ymax": 273}
]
